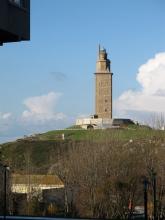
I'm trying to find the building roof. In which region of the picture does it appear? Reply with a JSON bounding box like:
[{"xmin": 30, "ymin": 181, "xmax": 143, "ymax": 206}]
[
  {"xmin": 112, "ymin": 118, "xmax": 135, "ymax": 126},
  {"xmin": 12, "ymin": 174, "xmax": 64, "ymax": 186}
]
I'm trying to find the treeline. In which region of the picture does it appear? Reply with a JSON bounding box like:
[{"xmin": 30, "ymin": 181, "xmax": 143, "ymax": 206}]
[{"xmin": 52, "ymin": 134, "xmax": 165, "ymax": 219}]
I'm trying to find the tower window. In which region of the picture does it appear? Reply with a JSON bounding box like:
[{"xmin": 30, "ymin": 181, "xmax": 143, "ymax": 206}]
[
  {"xmin": 105, "ymin": 99, "xmax": 108, "ymax": 103},
  {"xmin": 105, "ymin": 109, "xmax": 107, "ymax": 112}
]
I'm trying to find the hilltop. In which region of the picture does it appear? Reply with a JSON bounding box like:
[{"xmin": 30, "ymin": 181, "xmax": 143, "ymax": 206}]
[{"xmin": 0, "ymin": 126, "xmax": 164, "ymax": 173}]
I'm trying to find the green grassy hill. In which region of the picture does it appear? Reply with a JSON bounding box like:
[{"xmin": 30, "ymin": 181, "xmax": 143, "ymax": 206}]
[{"xmin": 0, "ymin": 126, "xmax": 165, "ymax": 173}]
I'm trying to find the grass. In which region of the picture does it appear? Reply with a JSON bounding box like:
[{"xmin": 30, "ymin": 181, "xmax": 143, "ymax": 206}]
[{"xmin": 37, "ymin": 126, "xmax": 165, "ymax": 142}]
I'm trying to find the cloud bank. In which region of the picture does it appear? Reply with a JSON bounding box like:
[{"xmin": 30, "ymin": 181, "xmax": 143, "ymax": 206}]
[
  {"xmin": 22, "ymin": 92, "xmax": 66, "ymax": 123},
  {"xmin": 114, "ymin": 52, "xmax": 165, "ymax": 119},
  {"xmin": 0, "ymin": 92, "xmax": 73, "ymax": 143}
]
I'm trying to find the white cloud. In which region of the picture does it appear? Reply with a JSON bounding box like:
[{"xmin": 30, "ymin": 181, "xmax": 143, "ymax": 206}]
[
  {"xmin": 114, "ymin": 52, "xmax": 165, "ymax": 118},
  {"xmin": 22, "ymin": 92, "xmax": 66, "ymax": 124},
  {"xmin": 0, "ymin": 112, "xmax": 12, "ymax": 120},
  {"xmin": 0, "ymin": 92, "xmax": 75, "ymax": 143},
  {"xmin": 137, "ymin": 53, "xmax": 165, "ymax": 95}
]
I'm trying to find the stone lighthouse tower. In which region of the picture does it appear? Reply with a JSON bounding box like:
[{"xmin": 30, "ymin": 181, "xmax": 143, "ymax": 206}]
[{"xmin": 95, "ymin": 46, "xmax": 113, "ymax": 119}]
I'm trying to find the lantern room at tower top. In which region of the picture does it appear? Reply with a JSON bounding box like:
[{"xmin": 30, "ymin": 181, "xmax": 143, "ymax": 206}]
[{"xmin": 96, "ymin": 45, "xmax": 111, "ymax": 73}]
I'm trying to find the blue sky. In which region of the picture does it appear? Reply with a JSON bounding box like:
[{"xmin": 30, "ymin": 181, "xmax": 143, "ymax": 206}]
[{"xmin": 0, "ymin": 0, "xmax": 165, "ymax": 142}]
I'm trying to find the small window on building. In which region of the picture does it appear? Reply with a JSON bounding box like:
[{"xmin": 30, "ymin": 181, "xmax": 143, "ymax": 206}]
[
  {"xmin": 105, "ymin": 109, "xmax": 107, "ymax": 112},
  {"xmin": 105, "ymin": 99, "xmax": 108, "ymax": 103}
]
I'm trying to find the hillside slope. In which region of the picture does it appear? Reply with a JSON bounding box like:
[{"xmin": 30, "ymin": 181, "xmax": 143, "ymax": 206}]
[{"xmin": 0, "ymin": 127, "xmax": 164, "ymax": 173}]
